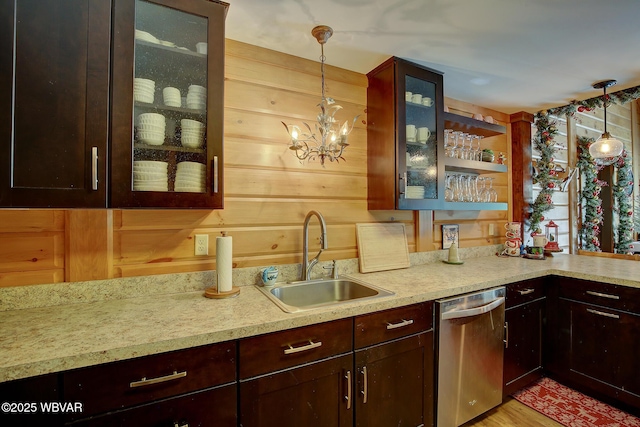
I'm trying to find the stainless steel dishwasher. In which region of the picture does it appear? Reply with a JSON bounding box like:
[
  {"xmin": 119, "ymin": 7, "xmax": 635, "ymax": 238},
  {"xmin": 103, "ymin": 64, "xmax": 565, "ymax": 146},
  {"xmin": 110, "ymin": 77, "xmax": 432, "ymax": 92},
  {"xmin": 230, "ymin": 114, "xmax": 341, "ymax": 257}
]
[{"xmin": 436, "ymin": 287, "xmax": 506, "ymax": 427}]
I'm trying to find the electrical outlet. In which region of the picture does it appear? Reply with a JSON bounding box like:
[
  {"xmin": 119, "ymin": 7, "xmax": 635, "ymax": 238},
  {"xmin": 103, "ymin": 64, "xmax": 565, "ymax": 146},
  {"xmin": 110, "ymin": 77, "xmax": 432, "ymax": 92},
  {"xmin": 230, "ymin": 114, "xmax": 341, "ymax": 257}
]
[
  {"xmin": 195, "ymin": 234, "xmax": 209, "ymax": 256},
  {"xmin": 489, "ymin": 224, "xmax": 496, "ymax": 236}
]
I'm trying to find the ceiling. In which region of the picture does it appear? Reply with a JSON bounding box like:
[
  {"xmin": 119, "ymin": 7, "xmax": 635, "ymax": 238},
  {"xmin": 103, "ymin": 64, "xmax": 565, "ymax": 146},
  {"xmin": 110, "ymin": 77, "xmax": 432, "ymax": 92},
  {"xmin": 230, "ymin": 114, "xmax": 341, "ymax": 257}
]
[{"xmin": 224, "ymin": 0, "xmax": 640, "ymax": 114}]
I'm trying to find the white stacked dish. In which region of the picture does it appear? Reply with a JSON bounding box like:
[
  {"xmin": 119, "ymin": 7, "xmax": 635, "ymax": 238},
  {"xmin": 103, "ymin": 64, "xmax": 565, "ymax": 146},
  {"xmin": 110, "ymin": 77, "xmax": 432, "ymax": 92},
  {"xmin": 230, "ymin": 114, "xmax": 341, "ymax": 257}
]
[
  {"xmin": 406, "ymin": 186, "xmax": 425, "ymax": 199},
  {"xmin": 186, "ymin": 85, "xmax": 206, "ymax": 110},
  {"xmin": 134, "ymin": 29, "xmax": 159, "ymax": 44},
  {"xmin": 137, "ymin": 113, "xmax": 165, "ymax": 146},
  {"xmin": 180, "ymin": 118, "xmax": 205, "ymax": 148},
  {"xmin": 133, "ymin": 78, "xmax": 155, "ymax": 103},
  {"xmin": 162, "ymin": 87, "xmax": 181, "ymax": 108},
  {"xmin": 132, "ymin": 160, "xmax": 168, "ymax": 192},
  {"xmin": 175, "ymin": 161, "xmax": 206, "ymax": 193}
]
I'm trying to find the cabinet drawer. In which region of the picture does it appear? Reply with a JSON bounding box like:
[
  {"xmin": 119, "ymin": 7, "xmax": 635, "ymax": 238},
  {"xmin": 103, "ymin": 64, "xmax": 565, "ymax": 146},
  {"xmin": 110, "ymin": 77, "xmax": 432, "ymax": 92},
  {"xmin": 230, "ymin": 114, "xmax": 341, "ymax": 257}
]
[
  {"xmin": 69, "ymin": 384, "xmax": 237, "ymax": 427},
  {"xmin": 506, "ymin": 278, "xmax": 545, "ymax": 308},
  {"xmin": 64, "ymin": 341, "xmax": 236, "ymax": 419},
  {"xmin": 354, "ymin": 302, "xmax": 432, "ymax": 349},
  {"xmin": 555, "ymin": 276, "xmax": 640, "ymax": 314},
  {"xmin": 239, "ymin": 318, "xmax": 352, "ymax": 379}
]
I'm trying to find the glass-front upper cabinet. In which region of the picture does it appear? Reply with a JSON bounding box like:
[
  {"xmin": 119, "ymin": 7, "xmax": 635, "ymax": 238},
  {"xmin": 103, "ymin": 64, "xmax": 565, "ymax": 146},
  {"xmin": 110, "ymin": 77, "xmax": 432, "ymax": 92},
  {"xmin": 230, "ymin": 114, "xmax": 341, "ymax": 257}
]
[
  {"xmin": 111, "ymin": 0, "xmax": 228, "ymax": 208},
  {"xmin": 367, "ymin": 57, "xmax": 444, "ymax": 210}
]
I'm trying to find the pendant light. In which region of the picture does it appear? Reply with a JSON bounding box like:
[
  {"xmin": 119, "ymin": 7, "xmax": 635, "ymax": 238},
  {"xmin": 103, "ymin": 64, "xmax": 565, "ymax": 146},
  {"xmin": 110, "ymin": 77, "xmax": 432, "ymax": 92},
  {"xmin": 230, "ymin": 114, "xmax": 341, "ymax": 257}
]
[{"xmin": 589, "ymin": 80, "xmax": 624, "ymax": 160}]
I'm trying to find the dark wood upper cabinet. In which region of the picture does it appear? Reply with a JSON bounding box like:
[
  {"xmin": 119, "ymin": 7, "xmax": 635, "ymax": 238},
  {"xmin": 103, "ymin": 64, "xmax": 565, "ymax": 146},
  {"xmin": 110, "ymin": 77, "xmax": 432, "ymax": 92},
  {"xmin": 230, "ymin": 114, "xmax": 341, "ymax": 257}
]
[
  {"xmin": 0, "ymin": 0, "xmax": 227, "ymax": 208},
  {"xmin": 0, "ymin": 0, "xmax": 110, "ymax": 207},
  {"xmin": 110, "ymin": 0, "xmax": 227, "ymax": 208},
  {"xmin": 366, "ymin": 57, "xmax": 508, "ymax": 211}
]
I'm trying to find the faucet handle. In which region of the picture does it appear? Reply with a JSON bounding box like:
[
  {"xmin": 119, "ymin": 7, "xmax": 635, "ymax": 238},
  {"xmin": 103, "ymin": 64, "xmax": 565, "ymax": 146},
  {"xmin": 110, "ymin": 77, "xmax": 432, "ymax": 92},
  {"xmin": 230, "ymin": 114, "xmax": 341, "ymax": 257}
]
[{"xmin": 323, "ymin": 260, "xmax": 339, "ymax": 279}]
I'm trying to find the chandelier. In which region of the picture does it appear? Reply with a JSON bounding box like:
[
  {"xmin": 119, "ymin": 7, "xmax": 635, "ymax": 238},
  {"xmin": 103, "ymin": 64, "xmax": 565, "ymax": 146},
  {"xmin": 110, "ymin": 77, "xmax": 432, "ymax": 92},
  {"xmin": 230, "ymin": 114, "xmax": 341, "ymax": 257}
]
[
  {"xmin": 282, "ymin": 25, "xmax": 359, "ymax": 165},
  {"xmin": 589, "ymin": 79, "xmax": 624, "ymax": 162}
]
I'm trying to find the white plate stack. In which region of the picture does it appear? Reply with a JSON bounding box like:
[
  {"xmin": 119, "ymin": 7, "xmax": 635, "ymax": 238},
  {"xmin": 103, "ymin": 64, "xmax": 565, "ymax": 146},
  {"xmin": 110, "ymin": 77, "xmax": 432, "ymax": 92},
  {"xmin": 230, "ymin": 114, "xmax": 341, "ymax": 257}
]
[
  {"xmin": 133, "ymin": 78, "xmax": 155, "ymax": 103},
  {"xmin": 134, "ymin": 29, "xmax": 159, "ymax": 44},
  {"xmin": 406, "ymin": 186, "xmax": 425, "ymax": 199},
  {"xmin": 133, "ymin": 161, "xmax": 169, "ymax": 192},
  {"xmin": 180, "ymin": 118, "xmax": 205, "ymax": 148},
  {"xmin": 186, "ymin": 85, "xmax": 206, "ymax": 110},
  {"xmin": 175, "ymin": 161, "xmax": 206, "ymax": 193},
  {"xmin": 137, "ymin": 113, "xmax": 165, "ymax": 146}
]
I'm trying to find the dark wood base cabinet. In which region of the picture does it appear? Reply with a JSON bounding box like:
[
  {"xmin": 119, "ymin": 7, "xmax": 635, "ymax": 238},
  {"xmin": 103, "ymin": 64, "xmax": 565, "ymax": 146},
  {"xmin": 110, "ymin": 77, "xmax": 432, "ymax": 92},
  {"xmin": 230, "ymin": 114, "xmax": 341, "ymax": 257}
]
[
  {"xmin": 503, "ymin": 279, "xmax": 545, "ymax": 396},
  {"xmin": 68, "ymin": 385, "xmax": 236, "ymax": 427},
  {"xmin": 355, "ymin": 332, "xmax": 433, "ymax": 427},
  {"xmin": 240, "ymin": 354, "xmax": 354, "ymax": 427},
  {"xmin": 546, "ymin": 276, "xmax": 640, "ymax": 414}
]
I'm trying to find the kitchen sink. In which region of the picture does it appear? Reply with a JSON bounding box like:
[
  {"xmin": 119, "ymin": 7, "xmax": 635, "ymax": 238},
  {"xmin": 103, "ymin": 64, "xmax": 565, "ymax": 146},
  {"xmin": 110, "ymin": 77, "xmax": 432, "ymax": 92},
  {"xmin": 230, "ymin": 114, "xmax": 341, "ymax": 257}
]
[{"xmin": 257, "ymin": 278, "xmax": 394, "ymax": 313}]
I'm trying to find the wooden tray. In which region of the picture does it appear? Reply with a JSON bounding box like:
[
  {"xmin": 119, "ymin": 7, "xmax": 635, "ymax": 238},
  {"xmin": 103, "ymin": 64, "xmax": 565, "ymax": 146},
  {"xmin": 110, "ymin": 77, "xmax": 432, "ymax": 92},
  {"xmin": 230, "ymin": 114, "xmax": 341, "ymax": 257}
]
[{"xmin": 356, "ymin": 223, "xmax": 410, "ymax": 273}]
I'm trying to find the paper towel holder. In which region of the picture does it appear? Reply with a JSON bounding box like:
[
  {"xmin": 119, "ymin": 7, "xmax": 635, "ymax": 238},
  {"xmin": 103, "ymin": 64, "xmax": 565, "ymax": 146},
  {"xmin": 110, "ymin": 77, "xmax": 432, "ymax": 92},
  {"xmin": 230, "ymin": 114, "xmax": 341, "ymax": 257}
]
[{"xmin": 204, "ymin": 231, "xmax": 241, "ymax": 299}]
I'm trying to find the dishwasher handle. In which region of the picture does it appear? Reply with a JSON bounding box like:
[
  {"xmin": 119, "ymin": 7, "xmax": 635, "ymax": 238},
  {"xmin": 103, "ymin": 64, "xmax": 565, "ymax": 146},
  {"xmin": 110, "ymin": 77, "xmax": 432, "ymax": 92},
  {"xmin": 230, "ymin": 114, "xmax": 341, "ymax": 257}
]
[{"xmin": 441, "ymin": 297, "xmax": 505, "ymax": 320}]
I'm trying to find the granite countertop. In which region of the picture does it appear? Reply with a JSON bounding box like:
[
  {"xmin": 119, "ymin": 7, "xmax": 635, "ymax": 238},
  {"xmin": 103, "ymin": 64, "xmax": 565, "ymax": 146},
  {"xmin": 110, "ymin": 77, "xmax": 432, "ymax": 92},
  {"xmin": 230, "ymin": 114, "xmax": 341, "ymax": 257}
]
[{"xmin": 2, "ymin": 253, "xmax": 640, "ymax": 383}]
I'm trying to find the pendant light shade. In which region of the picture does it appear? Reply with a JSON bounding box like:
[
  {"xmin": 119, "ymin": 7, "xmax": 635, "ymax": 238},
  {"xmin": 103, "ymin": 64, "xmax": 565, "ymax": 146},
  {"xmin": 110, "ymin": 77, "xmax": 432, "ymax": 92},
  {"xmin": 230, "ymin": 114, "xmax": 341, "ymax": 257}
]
[{"xmin": 588, "ymin": 80, "xmax": 624, "ymax": 160}]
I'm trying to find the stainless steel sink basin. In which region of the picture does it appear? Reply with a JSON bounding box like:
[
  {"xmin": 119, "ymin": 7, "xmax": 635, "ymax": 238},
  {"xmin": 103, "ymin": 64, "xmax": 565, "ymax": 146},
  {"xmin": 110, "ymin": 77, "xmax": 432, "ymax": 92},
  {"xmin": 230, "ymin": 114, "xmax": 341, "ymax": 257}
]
[{"xmin": 257, "ymin": 278, "xmax": 394, "ymax": 313}]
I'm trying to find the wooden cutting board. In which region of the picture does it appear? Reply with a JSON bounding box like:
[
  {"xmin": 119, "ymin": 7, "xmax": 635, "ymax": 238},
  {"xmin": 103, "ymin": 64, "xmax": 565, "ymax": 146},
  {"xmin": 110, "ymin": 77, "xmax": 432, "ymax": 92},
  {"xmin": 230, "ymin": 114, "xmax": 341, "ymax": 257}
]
[{"xmin": 356, "ymin": 223, "xmax": 410, "ymax": 273}]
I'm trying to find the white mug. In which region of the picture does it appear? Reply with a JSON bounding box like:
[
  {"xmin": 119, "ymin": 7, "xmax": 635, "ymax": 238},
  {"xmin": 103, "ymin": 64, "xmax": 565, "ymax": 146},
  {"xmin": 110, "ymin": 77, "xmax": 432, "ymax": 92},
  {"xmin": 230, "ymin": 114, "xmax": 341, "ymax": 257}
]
[
  {"xmin": 411, "ymin": 94, "xmax": 422, "ymax": 104},
  {"xmin": 417, "ymin": 127, "xmax": 430, "ymax": 143},
  {"xmin": 406, "ymin": 125, "xmax": 417, "ymax": 142},
  {"xmin": 196, "ymin": 42, "xmax": 208, "ymax": 54},
  {"xmin": 532, "ymin": 235, "xmax": 548, "ymax": 247},
  {"xmin": 422, "ymin": 97, "xmax": 433, "ymax": 107},
  {"xmin": 405, "ymin": 91, "xmax": 412, "ymax": 102}
]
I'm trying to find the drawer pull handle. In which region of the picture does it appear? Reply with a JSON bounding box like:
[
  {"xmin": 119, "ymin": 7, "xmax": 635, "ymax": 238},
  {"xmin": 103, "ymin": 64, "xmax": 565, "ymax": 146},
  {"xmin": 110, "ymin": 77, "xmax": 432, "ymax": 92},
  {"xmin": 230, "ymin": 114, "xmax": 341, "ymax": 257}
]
[
  {"xmin": 518, "ymin": 288, "xmax": 535, "ymax": 296},
  {"xmin": 361, "ymin": 366, "xmax": 368, "ymax": 404},
  {"xmin": 283, "ymin": 339, "xmax": 322, "ymax": 355},
  {"xmin": 586, "ymin": 290, "xmax": 620, "ymax": 300},
  {"xmin": 174, "ymin": 423, "xmax": 189, "ymax": 427},
  {"xmin": 130, "ymin": 370, "xmax": 187, "ymax": 388},
  {"xmin": 587, "ymin": 308, "xmax": 620, "ymax": 319},
  {"xmin": 386, "ymin": 319, "xmax": 414, "ymax": 330},
  {"xmin": 345, "ymin": 370, "xmax": 352, "ymax": 410},
  {"xmin": 91, "ymin": 147, "xmax": 98, "ymax": 191},
  {"xmin": 504, "ymin": 321, "xmax": 509, "ymax": 348}
]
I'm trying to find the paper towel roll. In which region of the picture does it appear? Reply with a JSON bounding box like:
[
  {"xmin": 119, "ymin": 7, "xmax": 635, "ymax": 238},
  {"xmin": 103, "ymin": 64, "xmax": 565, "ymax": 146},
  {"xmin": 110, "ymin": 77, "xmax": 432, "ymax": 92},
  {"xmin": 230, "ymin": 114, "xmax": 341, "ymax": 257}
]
[{"xmin": 216, "ymin": 234, "xmax": 233, "ymax": 292}]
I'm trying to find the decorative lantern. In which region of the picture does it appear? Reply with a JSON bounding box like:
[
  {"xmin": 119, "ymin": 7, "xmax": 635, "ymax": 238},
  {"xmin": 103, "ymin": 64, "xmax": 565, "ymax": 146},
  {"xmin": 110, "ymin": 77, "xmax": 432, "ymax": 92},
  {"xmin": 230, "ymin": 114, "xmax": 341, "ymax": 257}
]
[{"xmin": 544, "ymin": 220, "xmax": 559, "ymax": 250}]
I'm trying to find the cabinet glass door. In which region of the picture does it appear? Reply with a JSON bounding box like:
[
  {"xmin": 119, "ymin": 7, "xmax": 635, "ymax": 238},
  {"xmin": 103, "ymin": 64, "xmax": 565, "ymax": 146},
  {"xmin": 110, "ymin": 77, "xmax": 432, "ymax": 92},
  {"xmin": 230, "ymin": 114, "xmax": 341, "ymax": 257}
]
[
  {"xmin": 402, "ymin": 74, "xmax": 439, "ymax": 207},
  {"xmin": 132, "ymin": 0, "xmax": 208, "ymax": 195}
]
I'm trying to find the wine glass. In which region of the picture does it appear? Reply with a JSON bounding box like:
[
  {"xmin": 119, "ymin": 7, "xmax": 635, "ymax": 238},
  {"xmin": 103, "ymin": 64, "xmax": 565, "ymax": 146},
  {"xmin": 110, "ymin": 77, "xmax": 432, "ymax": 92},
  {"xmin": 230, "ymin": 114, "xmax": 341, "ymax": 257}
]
[{"xmin": 485, "ymin": 177, "xmax": 498, "ymax": 202}]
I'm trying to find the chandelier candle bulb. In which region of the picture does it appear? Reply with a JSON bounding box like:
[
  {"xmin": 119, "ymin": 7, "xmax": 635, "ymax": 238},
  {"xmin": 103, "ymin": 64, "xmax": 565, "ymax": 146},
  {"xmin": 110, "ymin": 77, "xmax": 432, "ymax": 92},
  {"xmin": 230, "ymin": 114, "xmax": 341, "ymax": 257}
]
[{"xmin": 216, "ymin": 232, "xmax": 233, "ymax": 293}]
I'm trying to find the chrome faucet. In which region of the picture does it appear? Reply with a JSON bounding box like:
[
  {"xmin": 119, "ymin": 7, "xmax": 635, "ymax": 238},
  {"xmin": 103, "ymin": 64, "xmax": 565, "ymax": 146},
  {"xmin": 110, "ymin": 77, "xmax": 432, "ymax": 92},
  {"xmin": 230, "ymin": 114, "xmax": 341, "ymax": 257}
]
[{"xmin": 301, "ymin": 210, "xmax": 328, "ymax": 281}]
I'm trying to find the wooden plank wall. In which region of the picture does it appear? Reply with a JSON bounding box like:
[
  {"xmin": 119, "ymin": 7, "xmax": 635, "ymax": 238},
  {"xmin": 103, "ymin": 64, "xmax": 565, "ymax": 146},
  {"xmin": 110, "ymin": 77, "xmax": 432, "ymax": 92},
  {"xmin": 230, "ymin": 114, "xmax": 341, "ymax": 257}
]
[{"xmin": 0, "ymin": 40, "xmax": 509, "ymax": 287}]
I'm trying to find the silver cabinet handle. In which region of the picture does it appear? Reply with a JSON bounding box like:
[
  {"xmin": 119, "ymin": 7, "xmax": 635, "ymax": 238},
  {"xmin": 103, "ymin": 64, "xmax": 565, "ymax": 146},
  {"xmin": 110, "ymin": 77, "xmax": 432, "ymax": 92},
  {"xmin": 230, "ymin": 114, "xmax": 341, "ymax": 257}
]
[
  {"xmin": 345, "ymin": 370, "xmax": 352, "ymax": 410},
  {"xmin": 360, "ymin": 366, "xmax": 368, "ymax": 404},
  {"xmin": 386, "ymin": 319, "xmax": 414, "ymax": 330},
  {"xmin": 586, "ymin": 290, "xmax": 620, "ymax": 300},
  {"xmin": 518, "ymin": 288, "xmax": 535, "ymax": 295},
  {"xmin": 441, "ymin": 297, "xmax": 505, "ymax": 320},
  {"xmin": 283, "ymin": 339, "xmax": 322, "ymax": 355},
  {"xmin": 587, "ymin": 308, "xmax": 620, "ymax": 319},
  {"xmin": 91, "ymin": 147, "xmax": 98, "ymax": 191},
  {"xmin": 212, "ymin": 156, "xmax": 219, "ymax": 193},
  {"xmin": 174, "ymin": 423, "xmax": 189, "ymax": 427},
  {"xmin": 129, "ymin": 370, "xmax": 186, "ymax": 388},
  {"xmin": 504, "ymin": 321, "xmax": 509, "ymax": 348}
]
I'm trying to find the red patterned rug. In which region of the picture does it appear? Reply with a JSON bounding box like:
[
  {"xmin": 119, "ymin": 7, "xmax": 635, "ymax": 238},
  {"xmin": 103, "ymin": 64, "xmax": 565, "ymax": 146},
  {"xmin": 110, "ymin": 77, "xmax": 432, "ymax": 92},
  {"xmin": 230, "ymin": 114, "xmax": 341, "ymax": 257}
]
[{"xmin": 512, "ymin": 377, "xmax": 640, "ymax": 427}]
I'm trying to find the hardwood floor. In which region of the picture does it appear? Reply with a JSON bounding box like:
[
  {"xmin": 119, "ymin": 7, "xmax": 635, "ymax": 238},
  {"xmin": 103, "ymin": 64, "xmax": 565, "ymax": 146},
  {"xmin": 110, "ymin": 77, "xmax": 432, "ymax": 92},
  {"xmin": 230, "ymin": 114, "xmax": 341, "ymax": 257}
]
[{"xmin": 462, "ymin": 396, "xmax": 564, "ymax": 427}]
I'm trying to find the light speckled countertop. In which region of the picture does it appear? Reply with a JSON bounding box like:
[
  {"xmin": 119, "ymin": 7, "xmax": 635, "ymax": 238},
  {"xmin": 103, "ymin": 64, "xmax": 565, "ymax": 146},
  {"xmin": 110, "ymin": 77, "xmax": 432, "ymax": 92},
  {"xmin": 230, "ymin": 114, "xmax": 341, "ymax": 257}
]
[{"xmin": 1, "ymin": 252, "xmax": 640, "ymax": 383}]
